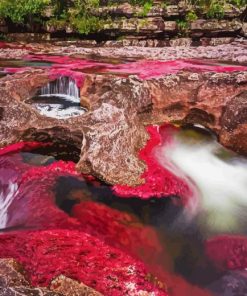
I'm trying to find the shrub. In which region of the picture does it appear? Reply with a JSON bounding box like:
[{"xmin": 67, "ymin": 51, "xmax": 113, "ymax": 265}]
[{"xmin": 0, "ymin": 0, "xmax": 50, "ymax": 23}]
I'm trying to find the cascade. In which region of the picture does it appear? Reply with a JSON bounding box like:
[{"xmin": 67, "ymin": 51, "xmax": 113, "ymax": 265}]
[{"xmin": 40, "ymin": 76, "xmax": 79, "ymax": 99}]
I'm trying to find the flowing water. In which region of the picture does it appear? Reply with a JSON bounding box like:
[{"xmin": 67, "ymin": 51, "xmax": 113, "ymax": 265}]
[
  {"xmin": 26, "ymin": 77, "xmax": 87, "ymax": 119},
  {"xmin": 0, "ymin": 55, "xmax": 247, "ymax": 295}
]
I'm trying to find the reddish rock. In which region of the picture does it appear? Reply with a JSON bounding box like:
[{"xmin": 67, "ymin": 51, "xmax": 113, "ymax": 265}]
[
  {"xmin": 113, "ymin": 125, "xmax": 193, "ymax": 200},
  {"xmin": 0, "ymin": 56, "xmax": 247, "ymax": 189}
]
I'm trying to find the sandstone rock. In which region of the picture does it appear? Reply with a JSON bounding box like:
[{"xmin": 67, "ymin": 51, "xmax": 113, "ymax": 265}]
[
  {"xmin": 164, "ymin": 21, "xmax": 177, "ymax": 32},
  {"xmin": 164, "ymin": 5, "xmax": 180, "ymax": 17},
  {"xmin": 169, "ymin": 38, "xmax": 192, "ymax": 47},
  {"xmin": 190, "ymin": 19, "xmax": 242, "ymax": 34},
  {"xmin": 0, "ymin": 258, "xmax": 62, "ymax": 296},
  {"xmin": 241, "ymin": 22, "xmax": 247, "ymax": 37},
  {"xmin": 103, "ymin": 17, "xmax": 164, "ymax": 35},
  {"xmin": 50, "ymin": 275, "xmax": 103, "ymax": 296},
  {"xmin": 147, "ymin": 72, "xmax": 247, "ymax": 154},
  {"xmin": 223, "ymin": 4, "xmax": 245, "ymax": 18},
  {"xmin": 7, "ymin": 33, "xmax": 51, "ymax": 42},
  {"xmin": 0, "ymin": 62, "xmax": 247, "ymax": 187},
  {"xmin": 200, "ymin": 37, "xmax": 234, "ymax": 46}
]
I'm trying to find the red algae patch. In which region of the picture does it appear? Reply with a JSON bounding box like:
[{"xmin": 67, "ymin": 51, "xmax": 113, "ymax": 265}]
[
  {"xmin": 0, "ymin": 229, "xmax": 168, "ymax": 296},
  {"xmin": 205, "ymin": 235, "xmax": 247, "ymax": 271},
  {"xmin": 20, "ymin": 55, "xmax": 247, "ymax": 84},
  {"xmin": 72, "ymin": 201, "xmax": 213, "ymax": 296},
  {"xmin": 113, "ymin": 125, "xmax": 193, "ymax": 201},
  {"xmin": 0, "ymin": 143, "xmax": 82, "ymax": 230},
  {"xmin": 106, "ymin": 59, "xmax": 247, "ymax": 79},
  {"xmin": 0, "ymin": 141, "xmax": 51, "ymax": 156},
  {"xmin": 72, "ymin": 201, "xmax": 164, "ymax": 266}
]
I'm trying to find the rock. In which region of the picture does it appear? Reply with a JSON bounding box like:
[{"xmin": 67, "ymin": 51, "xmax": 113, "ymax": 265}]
[
  {"xmin": 164, "ymin": 5, "xmax": 180, "ymax": 17},
  {"xmin": 223, "ymin": 4, "xmax": 245, "ymax": 18},
  {"xmin": 7, "ymin": 33, "xmax": 51, "ymax": 42},
  {"xmin": 93, "ymin": 3, "xmax": 164, "ymax": 18},
  {"xmin": 146, "ymin": 72, "xmax": 247, "ymax": 158},
  {"xmin": 207, "ymin": 270, "xmax": 247, "ymax": 296},
  {"xmin": 164, "ymin": 21, "xmax": 177, "ymax": 32},
  {"xmin": 190, "ymin": 19, "xmax": 242, "ymax": 35},
  {"xmin": 241, "ymin": 22, "xmax": 247, "ymax": 37},
  {"xmin": 0, "ymin": 258, "xmax": 62, "ymax": 296},
  {"xmin": 103, "ymin": 17, "xmax": 165, "ymax": 35},
  {"xmin": 200, "ymin": 37, "xmax": 234, "ymax": 46},
  {"xmin": 77, "ymin": 74, "xmax": 149, "ymax": 186},
  {"xmin": 0, "ymin": 57, "xmax": 247, "ymax": 187},
  {"xmin": 50, "ymin": 275, "xmax": 103, "ymax": 296},
  {"xmin": 169, "ymin": 38, "xmax": 192, "ymax": 47}
]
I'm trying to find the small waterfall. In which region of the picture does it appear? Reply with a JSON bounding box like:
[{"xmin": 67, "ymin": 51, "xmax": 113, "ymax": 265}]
[
  {"xmin": 0, "ymin": 182, "xmax": 18, "ymax": 228},
  {"xmin": 40, "ymin": 76, "xmax": 79, "ymax": 99},
  {"xmin": 157, "ymin": 128, "xmax": 247, "ymax": 234}
]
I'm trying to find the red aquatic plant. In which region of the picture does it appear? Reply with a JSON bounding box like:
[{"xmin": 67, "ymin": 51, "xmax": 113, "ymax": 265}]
[
  {"xmin": 113, "ymin": 125, "xmax": 194, "ymax": 202},
  {"xmin": 0, "ymin": 229, "xmax": 168, "ymax": 296},
  {"xmin": 205, "ymin": 235, "xmax": 247, "ymax": 271}
]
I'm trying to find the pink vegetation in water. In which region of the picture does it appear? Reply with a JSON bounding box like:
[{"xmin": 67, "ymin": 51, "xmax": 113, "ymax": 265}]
[
  {"xmin": 0, "ymin": 229, "xmax": 168, "ymax": 296},
  {"xmin": 0, "ymin": 142, "xmax": 169, "ymax": 295},
  {"xmin": 72, "ymin": 201, "xmax": 212, "ymax": 296},
  {"xmin": 18, "ymin": 55, "xmax": 247, "ymax": 88},
  {"xmin": 0, "ymin": 142, "xmax": 82, "ymax": 230},
  {"xmin": 114, "ymin": 125, "xmax": 193, "ymax": 202},
  {"xmin": 0, "ymin": 141, "xmax": 214, "ymax": 296},
  {"xmin": 205, "ymin": 235, "xmax": 247, "ymax": 271}
]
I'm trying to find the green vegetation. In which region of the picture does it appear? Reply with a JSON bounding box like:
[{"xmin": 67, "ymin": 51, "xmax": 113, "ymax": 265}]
[
  {"xmin": 185, "ymin": 11, "xmax": 198, "ymax": 22},
  {"xmin": 206, "ymin": 1, "xmax": 225, "ymax": 19},
  {"xmin": 137, "ymin": 1, "xmax": 153, "ymax": 17},
  {"xmin": 0, "ymin": 0, "xmax": 245, "ymax": 35},
  {"xmin": 62, "ymin": 0, "xmax": 103, "ymax": 34},
  {"xmin": 0, "ymin": 0, "xmax": 50, "ymax": 23}
]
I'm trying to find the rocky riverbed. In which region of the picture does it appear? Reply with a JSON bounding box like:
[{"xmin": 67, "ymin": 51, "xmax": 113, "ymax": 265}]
[{"xmin": 0, "ymin": 40, "xmax": 247, "ymax": 296}]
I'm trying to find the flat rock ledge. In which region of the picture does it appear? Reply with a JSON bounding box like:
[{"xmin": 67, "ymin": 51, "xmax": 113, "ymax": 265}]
[{"xmin": 0, "ymin": 69, "xmax": 247, "ymax": 187}]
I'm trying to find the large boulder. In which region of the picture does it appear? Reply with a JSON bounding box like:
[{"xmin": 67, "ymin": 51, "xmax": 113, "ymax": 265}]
[{"xmin": 0, "ymin": 64, "xmax": 247, "ymax": 187}]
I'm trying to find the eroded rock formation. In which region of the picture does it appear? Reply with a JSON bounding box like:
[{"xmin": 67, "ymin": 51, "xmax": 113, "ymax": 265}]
[{"xmin": 0, "ymin": 63, "xmax": 247, "ymax": 187}]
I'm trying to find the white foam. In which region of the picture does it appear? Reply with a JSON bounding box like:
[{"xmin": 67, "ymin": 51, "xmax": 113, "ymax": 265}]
[
  {"xmin": 0, "ymin": 182, "xmax": 18, "ymax": 228},
  {"xmin": 40, "ymin": 76, "xmax": 80, "ymax": 99},
  {"xmin": 157, "ymin": 133, "xmax": 247, "ymax": 234}
]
